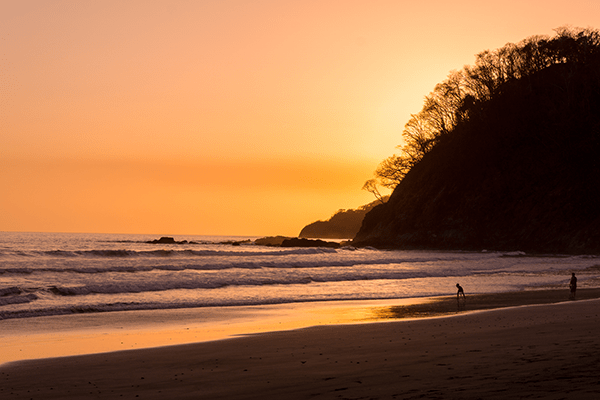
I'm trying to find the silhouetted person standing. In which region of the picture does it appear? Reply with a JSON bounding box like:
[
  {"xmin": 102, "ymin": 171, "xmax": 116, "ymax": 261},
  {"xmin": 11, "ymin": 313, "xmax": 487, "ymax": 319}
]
[
  {"xmin": 456, "ymin": 283, "xmax": 465, "ymax": 300},
  {"xmin": 569, "ymin": 273, "xmax": 577, "ymax": 299}
]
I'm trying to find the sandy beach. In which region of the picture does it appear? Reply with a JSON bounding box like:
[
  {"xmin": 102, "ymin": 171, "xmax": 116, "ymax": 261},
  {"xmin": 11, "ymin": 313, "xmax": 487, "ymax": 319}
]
[{"xmin": 2, "ymin": 289, "xmax": 600, "ymax": 399}]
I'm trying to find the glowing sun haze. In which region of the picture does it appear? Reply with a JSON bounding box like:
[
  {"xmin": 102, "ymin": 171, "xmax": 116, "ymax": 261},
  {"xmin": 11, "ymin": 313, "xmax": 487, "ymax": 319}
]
[{"xmin": 1, "ymin": 0, "xmax": 599, "ymax": 236}]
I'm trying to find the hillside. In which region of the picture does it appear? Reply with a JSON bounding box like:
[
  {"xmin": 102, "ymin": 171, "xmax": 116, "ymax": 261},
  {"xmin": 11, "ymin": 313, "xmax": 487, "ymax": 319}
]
[
  {"xmin": 354, "ymin": 28, "xmax": 600, "ymax": 254},
  {"xmin": 299, "ymin": 198, "xmax": 387, "ymax": 239}
]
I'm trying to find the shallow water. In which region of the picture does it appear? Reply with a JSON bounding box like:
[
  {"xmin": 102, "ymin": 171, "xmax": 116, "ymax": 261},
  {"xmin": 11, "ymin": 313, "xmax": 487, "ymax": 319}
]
[{"xmin": 1, "ymin": 231, "xmax": 600, "ymax": 320}]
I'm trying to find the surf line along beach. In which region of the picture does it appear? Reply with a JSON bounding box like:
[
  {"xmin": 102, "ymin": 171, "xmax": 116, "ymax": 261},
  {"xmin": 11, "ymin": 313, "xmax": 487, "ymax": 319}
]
[{"xmin": 2, "ymin": 289, "xmax": 600, "ymax": 399}]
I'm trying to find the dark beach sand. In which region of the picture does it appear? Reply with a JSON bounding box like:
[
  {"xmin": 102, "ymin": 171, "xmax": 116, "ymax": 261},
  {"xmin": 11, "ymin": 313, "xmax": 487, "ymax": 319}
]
[{"xmin": 2, "ymin": 289, "xmax": 600, "ymax": 399}]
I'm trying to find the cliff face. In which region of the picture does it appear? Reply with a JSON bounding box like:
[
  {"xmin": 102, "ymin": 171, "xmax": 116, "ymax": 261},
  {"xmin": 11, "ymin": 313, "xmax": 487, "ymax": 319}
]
[{"xmin": 354, "ymin": 63, "xmax": 600, "ymax": 254}]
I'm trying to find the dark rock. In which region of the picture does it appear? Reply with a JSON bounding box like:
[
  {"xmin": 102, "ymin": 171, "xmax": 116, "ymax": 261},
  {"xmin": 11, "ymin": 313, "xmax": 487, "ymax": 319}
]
[
  {"xmin": 254, "ymin": 236, "xmax": 292, "ymax": 246},
  {"xmin": 280, "ymin": 237, "xmax": 340, "ymax": 248},
  {"xmin": 146, "ymin": 237, "xmax": 188, "ymax": 244}
]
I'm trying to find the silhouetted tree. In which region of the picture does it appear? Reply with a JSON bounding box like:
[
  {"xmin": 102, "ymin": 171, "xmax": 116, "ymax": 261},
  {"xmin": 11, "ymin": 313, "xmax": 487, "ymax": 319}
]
[{"xmin": 362, "ymin": 179, "xmax": 386, "ymax": 204}]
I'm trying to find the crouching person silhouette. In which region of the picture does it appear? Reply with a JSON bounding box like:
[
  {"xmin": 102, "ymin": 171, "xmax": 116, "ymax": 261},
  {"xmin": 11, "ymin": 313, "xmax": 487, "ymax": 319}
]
[
  {"xmin": 456, "ymin": 283, "xmax": 466, "ymax": 309},
  {"xmin": 456, "ymin": 283, "xmax": 465, "ymax": 300}
]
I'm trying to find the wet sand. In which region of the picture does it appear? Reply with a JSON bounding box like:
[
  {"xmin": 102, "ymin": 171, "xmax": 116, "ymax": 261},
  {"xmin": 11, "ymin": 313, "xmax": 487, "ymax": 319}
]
[
  {"xmin": 2, "ymin": 289, "xmax": 600, "ymax": 399},
  {"xmin": 0, "ymin": 298, "xmax": 433, "ymax": 364}
]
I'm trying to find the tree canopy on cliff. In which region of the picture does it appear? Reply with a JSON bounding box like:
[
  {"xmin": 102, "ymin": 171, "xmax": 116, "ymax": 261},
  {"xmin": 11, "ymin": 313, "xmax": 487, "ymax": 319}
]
[
  {"xmin": 365, "ymin": 26, "xmax": 600, "ymax": 194},
  {"xmin": 354, "ymin": 26, "xmax": 600, "ymax": 253}
]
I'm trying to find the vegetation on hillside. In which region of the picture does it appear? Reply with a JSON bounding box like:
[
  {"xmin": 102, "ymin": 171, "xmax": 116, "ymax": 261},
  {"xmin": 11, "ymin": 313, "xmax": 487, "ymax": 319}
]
[
  {"xmin": 364, "ymin": 26, "xmax": 600, "ymax": 197},
  {"xmin": 354, "ymin": 26, "xmax": 600, "ymax": 253}
]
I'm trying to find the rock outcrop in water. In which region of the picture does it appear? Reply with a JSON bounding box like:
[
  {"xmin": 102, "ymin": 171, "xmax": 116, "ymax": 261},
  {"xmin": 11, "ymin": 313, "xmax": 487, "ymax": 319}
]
[
  {"xmin": 146, "ymin": 237, "xmax": 190, "ymax": 244},
  {"xmin": 280, "ymin": 237, "xmax": 341, "ymax": 248},
  {"xmin": 354, "ymin": 28, "xmax": 600, "ymax": 254}
]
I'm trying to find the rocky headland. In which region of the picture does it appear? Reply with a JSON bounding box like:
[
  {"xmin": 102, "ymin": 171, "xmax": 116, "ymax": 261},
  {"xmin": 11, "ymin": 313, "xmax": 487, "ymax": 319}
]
[{"xmin": 354, "ymin": 28, "xmax": 600, "ymax": 254}]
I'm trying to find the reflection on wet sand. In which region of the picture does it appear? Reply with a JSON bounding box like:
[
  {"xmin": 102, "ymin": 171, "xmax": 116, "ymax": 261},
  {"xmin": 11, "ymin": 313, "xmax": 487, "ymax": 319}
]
[{"xmin": 372, "ymin": 288, "xmax": 600, "ymax": 320}]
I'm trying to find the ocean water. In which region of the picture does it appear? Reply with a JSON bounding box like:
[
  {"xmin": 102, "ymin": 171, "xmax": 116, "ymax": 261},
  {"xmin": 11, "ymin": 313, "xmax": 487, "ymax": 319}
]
[{"xmin": 1, "ymin": 231, "xmax": 600, "ymax": 321}]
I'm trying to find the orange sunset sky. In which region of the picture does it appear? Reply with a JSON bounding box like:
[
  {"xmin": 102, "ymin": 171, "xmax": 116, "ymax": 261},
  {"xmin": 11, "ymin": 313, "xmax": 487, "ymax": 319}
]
[{"xmin": 2, "ymin": 0, "xmax": 600, "ymax": 237}]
